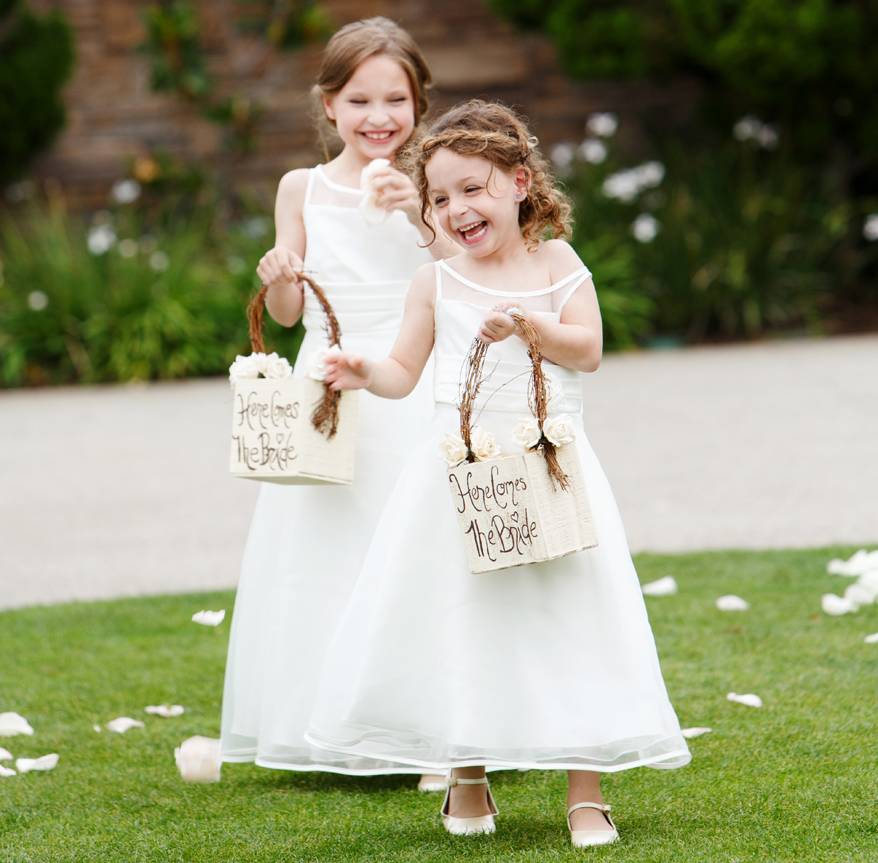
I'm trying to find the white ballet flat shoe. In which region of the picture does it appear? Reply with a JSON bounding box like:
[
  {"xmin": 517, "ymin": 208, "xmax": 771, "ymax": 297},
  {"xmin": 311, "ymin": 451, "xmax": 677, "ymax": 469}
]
[
  {"xmin": 418, "ymin": 774, "xmax": 448, "ymax": 793},
  {"xmin": 440, "ymin": 776, "xmax": 499, "ymax": 835},
  {"xmin": 567, "ymin": 801, "xmax": 619, "ymax": 848}
]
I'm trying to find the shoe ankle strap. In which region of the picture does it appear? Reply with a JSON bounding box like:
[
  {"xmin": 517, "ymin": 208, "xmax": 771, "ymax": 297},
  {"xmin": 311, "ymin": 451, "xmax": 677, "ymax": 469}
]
[
  {"xmin": 567, "ymin": 801, "xmax": 614, "ymax": 828},
  {"xmin": 448, "ymin": 777, "xmax": 489, "ymax": 787}
]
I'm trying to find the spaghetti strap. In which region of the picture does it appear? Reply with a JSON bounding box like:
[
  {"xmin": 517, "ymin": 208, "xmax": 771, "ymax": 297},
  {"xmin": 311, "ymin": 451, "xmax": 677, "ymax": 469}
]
[
  {"xmin": 303, "ymin": 168, "xmax": 317, "ymax": 209},
  {"xmin": 556, "ymin": 269, "xmax": 592, "ymax": 313},
  {"xmin": 434, "ymin": 260, "xmax": 443, "ymax": 302}
]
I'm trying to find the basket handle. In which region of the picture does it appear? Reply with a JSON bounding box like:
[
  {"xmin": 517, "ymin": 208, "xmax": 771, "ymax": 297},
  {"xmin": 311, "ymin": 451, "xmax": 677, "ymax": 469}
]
[
  {"xmin": 458, "ymin": 312, "xmax": 570, "ymax": 490},
  {"xmin": 247, "ymin": 275, "xmax": 344, "ymax": 439}
]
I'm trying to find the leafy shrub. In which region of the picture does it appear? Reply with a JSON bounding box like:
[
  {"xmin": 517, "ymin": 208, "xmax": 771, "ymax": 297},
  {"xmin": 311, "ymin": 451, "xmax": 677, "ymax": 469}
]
[{"xmin": 0, "ymin": 0, "xmax": 75, "ymax": 185}]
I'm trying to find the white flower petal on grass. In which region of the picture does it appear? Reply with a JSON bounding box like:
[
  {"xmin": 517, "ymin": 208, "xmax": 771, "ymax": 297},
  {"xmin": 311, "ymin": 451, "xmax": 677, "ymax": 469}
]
[
  {"xmin": 106, "ymin": 717, "xmax": 145, "ymax": 733},
  {"xmin": 145, "ymin": 705, "xmax": 185, "ymax": 718},
  {"xmin": 864, "ymin": 215, "xmax": 878, "ymax": 242},
  {"xmin": 439, "ymin": 433, "xmax": 468, "ymax": 467},
  {"xmin": 642, "ymin": 576, "xmax": 678, "ymax": 596},
  {"xmin": 727, "ymin": 692, "xmax": 763, "ymax": 708},
  {"xmin": 358, "ymin": 158, "xmax": 392, "ymax": 225},
  {"xmin": 822, "ymin": 593, "xmax": 857, "ymax": 616},
  {"xmin": 175, "ymin": 735, "xmax": 222, "ymax": 783},
  {"xmin": 586, "ymin": 112, "xmax": 618, "ymax": 138},
  {"xmin": 93, "ymin": 725, "xmax": 102, "ymax": 732},
  {"xmin": 16, "ymin": 753, "xmax": 59, "ymax": 773},
  {"xmin": 0, "ymin": 747, "xmax": 12, "ymax": 760},
  {"xmin": 542, "ymin": 414, "xmax": 576, "ymax": 447},
  {"xmin": 681, "ymin": 727, "xmax": 712, "ymax": 739},
  {"xmin": 192, "ymin": 609, "xmax": 225, "ymax": 626},
  {"xmin": 471, "ymin": 426, "xmax": 501, "ymax": 461},
  {"xmin": 864, "ymin": 633, "xmax": 878, "ymax": 644},
  {"xmin": 511, "ymin": 417, "xmax": 541, "ymax": 451},
  {"xmin": 716, "ymin": 595, "xmax": 750, "ymax": 611},
  {"xmin": 843, "ymin": 583, "xmax": 875, "ymax": 609},
  {"xmin": 0, "ymin": 713, "xmax": 34, "ymax": 737},
  {"xmin": 856, "ymin": 570, "xmax": 878, "ymax": 599},
  {"xmin": 0, "ymin": 765, "xmax": 15, "ymax": 777},
  {"xmin": 826, "ymin": 548, "xmax": 878, "ymax": 576}
]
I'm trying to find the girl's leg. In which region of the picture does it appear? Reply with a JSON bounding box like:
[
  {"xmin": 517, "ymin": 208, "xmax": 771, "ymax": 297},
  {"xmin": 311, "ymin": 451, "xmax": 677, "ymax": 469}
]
[
  {"xmin": 567, "ymin": 770, "xmax": 615, "ymax": 832},
  {"xmin": 447, "ymin": 766, "xmax": 493, "ymax": 818}
]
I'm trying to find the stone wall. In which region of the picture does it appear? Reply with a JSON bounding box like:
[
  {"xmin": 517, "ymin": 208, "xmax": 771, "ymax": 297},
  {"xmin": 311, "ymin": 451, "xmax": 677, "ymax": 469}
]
[{"xmin": 29, "ymin": 0, "xmax": 696, "ymax": 206}]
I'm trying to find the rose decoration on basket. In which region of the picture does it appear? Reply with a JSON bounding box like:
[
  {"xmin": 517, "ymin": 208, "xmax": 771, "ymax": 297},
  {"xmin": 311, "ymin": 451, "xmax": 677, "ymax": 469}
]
[{"xmin": 228, "ymin": 352, "xmax": 293, "ymax": 385}]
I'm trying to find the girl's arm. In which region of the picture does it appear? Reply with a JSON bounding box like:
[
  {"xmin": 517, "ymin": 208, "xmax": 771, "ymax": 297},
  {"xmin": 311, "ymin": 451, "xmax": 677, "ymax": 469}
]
[
  {"xmin": 258, "ymin": 169, "xmax": 309, "ymax": 327},
  {"xmin": 324, "ymin": 264, "xmax": 437, "ymax": 398},
  {"xmin": 368, "ymin": 165, "xmax": 457, "ymax": 260},
  {"xmin": 478, "ymin": 242, "xmax": 603, "ymax": 373}
]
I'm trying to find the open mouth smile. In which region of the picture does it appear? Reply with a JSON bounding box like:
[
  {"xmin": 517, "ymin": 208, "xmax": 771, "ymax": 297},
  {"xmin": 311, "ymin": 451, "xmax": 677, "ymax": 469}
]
[
  {"xmin": 360, "ymin": 131, "xmax": 396, "ymax": 142},
  {"xmin": 457, "ymin": 221, "xmax": 487, "ymax": 243}
]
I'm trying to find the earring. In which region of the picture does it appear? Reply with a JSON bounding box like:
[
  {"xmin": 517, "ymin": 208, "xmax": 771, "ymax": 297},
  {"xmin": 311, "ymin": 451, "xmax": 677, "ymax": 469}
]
[{"xmin": 516, "ymin": 194, "xmax": 522, "ymax": 200}]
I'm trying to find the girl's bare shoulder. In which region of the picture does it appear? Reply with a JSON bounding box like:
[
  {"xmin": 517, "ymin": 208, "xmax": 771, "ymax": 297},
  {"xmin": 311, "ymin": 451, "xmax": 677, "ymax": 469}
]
[
  {"xmin": 276, "ymin": 168, "xmax": 312, "ymax": 208},
  {"xmin": 538, "ymin": 238, "xmax": 587, "ymax": 281}
]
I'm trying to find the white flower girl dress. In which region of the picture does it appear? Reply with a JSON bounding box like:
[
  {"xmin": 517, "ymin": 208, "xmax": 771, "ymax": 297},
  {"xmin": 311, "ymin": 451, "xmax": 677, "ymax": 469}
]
[
  {"xmin": 221, "ymin": 165, "xmax": 433, "ymax": 773},
  {"xmin": 305, "ymin": 260, "xmax": 691, "ymax": 773}
]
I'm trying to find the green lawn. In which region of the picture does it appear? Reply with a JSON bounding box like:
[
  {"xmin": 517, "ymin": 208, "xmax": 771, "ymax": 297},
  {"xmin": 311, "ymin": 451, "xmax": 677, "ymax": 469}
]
[{"xmin": 2, "ymin": 547, "xmax": 877, "ymax": 862}]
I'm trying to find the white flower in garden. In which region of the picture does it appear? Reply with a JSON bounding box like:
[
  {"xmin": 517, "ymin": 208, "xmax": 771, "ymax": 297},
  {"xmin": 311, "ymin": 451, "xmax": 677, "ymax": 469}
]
[
  {"xmin": 305, "ymin": 345, "xmax": 341, "ymax": 381},
  {"xmin": 602, "ymin": 170, "xmax": 640, "ymax": 202},
  {"xmin": 716, "ymin": 595, "xmax": 750, "ymax": 611},
  {"xmin": 192, "ymin": 609, "xmax": 225, "ymax": 626},
  {"xmin": 149, "ymin": 251, "xmax": 170, "ymax": 272},
  {"xmin": 27, "ymin": 291, "xmax": 48, "ymax": 311},
  {"xmin": 118, "ymin": 238, "xmax": 139, "ymax": 258},
  {"xmin": 471, "ymin": 426, "xmax": 501, "ymax": 461},
  {"xmin": 175, "ymin": 735, "xmax": 222, "ymax": 783},
  {"xmin": 542, "ymin": 414, "xmax": 576, "ymax": 447},
  {"xmin": 634, "ymin": 161, "xmax": 665, "ymax": 188},
  {"xmin": 0, "ymin": 713, "xmax": 34, "ymax": 737},
  {"xmin": 439, "ymin": 433, "xmax": 468, "ymax": 467},
  {"xmin": 756, "ymin": 124, "xmax": 779, "ymax": 149},
  {"xmin": 0, "ymin": 765, "xmax": 14, "ymax": 778},
  {"xmin": 228, "ymin": 354, "xmax": 260, "ymax": 387},
  {"xmin": 550, "ymin": 142, "xmax": 575, "ymax": 170},
  {"xmin": 577, "ymin": 138, "xmax": 607, "ymax": 165},
  {"xmin": 822, "ymin": 593, "xmax": 857, "ymax": 616},
  {"xmin": 733, "ymin": 116, "xmax": 761, "ymax": 141},
  {"xmin": 642, "ymin": 576, "xmax": 678, "ymax": 596},
  {"xmin": 110, "ymin": 179, "xmax": 141, "ymax": 204},
  {"xmin": 863, "ymin": 215, "xmax": 878, "ymax": 242},
  {"xmin": 727, "ymin": 692, "xmax": 763, "ymax": 708},
  {"xmin": 16, "ymin": 753, "xmax": 59, "ymax": 773},
  {"xmin": 263, "ymin": 352, "xmax": 293, "ymax": 380},
  {"xmin": 632, "ymin": 213, "xmax": 660, "ymax": 243},
  {"xmin": 586, "ymin": 112, "xmax": 618, "ymax": 138},
  {"xmin": 511, "ymin": 417, "xmax": 541, "ymax": 451},
  {"xmin": 87, "ymin": 224, "xmax": 116, "ymax": 255},
  {"xmin": 145, "ymin": 705, "xmax": 185, "ymax": 718},
  {"xmin": 681, "ymin": 727, "xmax": 712, "ymax": 739},
  {"xmin": 106, "ymin": 717, "xmax": 145, "ymax": 733}
]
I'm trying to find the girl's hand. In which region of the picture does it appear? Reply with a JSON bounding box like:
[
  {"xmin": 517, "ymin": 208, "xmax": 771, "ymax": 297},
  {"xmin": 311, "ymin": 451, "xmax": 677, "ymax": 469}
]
[
  {"xmin": 368, "ymin": 165, "xmax": 421, "ymax": 225},
  {"xmin": 257, "ymin": 246, "xmax": 304, "ymax": 293},
  {"xmin": 324, "ymin": 351, "xmax": 374, "ymax": 391},
  {"xmin": 478, "ymin": 304, "xmax": 526, "ymax": 344}
]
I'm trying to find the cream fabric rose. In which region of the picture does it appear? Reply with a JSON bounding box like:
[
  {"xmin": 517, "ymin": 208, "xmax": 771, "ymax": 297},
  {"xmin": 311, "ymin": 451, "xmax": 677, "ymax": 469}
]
[
  {"xmin": 16, "ymin": 753, "xmax": 59, "ymax": 773},
  {"xmin": 175, "ymin": 735, "xmax": 222, "ymax": 783},
  {"xmin": 511, "ymin": 417, "xmax": 541, "ymax": 451},
  {"xmin": 0, "ymin": 713, "xmax": 34, "ymax": 737},
  {"xmin": 471, "ymin": 426, "xmax": 501, "ymax": 461},
  {"xmin": 228, "ymin": 354, "xmax": 259, "ymax": 387},
  {"xmin": 262, "ymin": 351, "xmax": 293, "ymax": 380},
  {"xmin": 542, "ymin": 414, "xmax": 576, "ymax": 447},
  {"xmin": 306, "ymin": 345, "xmax": 341, "ymax": 381},
  {"xmin": 439, "ymin": 433, "xmax": 468, "ymax": 467},
  {"xmin": 359, "ymin": 158, "xmax": 392, "ymax": 225}
]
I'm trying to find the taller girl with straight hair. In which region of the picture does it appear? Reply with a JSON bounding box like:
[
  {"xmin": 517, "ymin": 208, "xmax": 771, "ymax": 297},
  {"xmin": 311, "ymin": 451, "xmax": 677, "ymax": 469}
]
[{"xmin": 221, "ymin": 17, "xmax": 452, "ymax": 780}]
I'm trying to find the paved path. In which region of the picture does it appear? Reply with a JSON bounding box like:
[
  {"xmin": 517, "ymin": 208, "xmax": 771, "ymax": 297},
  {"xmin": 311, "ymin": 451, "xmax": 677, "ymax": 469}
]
[{"xmin": 2, "ymin": 336, "xmax": 876, "ymax": 611}]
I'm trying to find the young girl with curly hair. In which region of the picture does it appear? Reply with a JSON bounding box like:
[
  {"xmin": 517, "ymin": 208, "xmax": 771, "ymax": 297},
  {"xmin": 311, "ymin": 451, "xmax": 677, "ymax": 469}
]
[{"xmin": 305, "ymin": 100, "xmax": 690, "ymax": 846}]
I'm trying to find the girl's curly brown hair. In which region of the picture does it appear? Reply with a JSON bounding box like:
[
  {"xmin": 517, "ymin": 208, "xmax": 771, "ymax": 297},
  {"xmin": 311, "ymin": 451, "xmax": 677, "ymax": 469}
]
[{"xmin": 402, "ymin": 100, "xmax": 573, "ymax": 249}]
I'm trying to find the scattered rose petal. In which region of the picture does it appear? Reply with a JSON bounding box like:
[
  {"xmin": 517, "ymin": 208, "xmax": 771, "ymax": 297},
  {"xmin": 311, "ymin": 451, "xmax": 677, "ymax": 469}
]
[
  {"xmin": 175, "ymin": 736, "xmax": 222, "ymax": 783},
  {"xmin": 145, "ymin": 705, "xmax": 185, "ymax": 718},
  {"xmin": 827, "ymin": 549, "xmax": 878, "ymax": 576},
  {"xmin": 822, "ymin": 593, "xmax": 857, "ymax": 616},
  {"xmin": 642, "ymin": 576, "xmax": 678, "ymax": 596},
  {"xmin": 681, "ymin": 727, "xmax": 713, "ymax": 739},
  {"xmin": 857, "ymin": 570, "xmax": 878, "ymax": 597},
  {"xmin": 0, "ymin": 747, "xmax": 12, "ymax": 760},
  {"xmin": 15, "ymin": 753, "xmax": 59, "ymax": 773},
  {"xmin": 191, "ymin": 610, "xmax": 225, "ymax": 626},
  {"xmin": 0, "ymin": 765, "xmax": 15, "ymax": 777},
  {"xmin": 106, "ymin": 717, "xmax": 145, "ymax": 733},
  {"xmin": 864, "ymin": 633, "xmax": 878, "ymax": 644},
  {"xmin": 93, "ymin": 725, "xmax": 102, "ymax": 732},
  {"xmin": 0, "ymin": 713, "xmax": 34, "ymax": 737},
  {"xmin": 716, "ymin": 595, "xmax": 750, "ymax": 611},
  {"xmin": 843, "ymin": 583, "xmax": 875, "ymax": 609},
  {"xmin": 727, "ymin": 692, "xmax": 763, "ymax": 708}
]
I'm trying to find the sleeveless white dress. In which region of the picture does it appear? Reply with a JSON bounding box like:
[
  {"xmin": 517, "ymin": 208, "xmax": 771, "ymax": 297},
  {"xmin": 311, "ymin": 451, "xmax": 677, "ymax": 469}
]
[
  {"xmin": 305, "ymin": 260, "xmax": 691, "ymax": 772},
  {"xmin": 221, "ymin": 166, "xmax": 434, "ymax": 774}
]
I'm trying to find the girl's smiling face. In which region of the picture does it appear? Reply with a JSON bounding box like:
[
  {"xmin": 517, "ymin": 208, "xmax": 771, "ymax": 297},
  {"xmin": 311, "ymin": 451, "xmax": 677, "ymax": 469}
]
[
  {"xmin": 323, "ymin": 54, "xmax": 416, "ymax": 163},
  {"xmin": 425, "ymin": 149, "xmax": 528, "ymax": 256}
]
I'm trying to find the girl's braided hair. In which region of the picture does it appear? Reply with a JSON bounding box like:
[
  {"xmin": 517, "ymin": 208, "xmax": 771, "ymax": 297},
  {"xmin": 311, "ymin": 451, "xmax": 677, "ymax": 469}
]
[{"xmin": 402, "ymin": 100, "xmax": 573, "ymax": 249}]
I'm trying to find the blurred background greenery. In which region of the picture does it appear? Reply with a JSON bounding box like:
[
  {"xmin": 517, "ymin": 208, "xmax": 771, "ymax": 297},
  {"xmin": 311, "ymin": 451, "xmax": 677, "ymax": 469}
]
[{"xmin": 1, "ymin": 0, "xmax": 877, "ymax": 387}]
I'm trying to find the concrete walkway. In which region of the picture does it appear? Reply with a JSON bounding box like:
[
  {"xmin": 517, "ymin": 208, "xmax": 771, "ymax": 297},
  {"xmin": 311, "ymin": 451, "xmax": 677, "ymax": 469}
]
[{"xmin": 2, "ymin": 335, "xmax": 876, "ymax": 612}]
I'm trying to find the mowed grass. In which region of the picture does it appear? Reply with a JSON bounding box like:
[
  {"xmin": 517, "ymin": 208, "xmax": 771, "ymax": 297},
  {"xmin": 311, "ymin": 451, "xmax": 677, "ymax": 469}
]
[{"xmin": 2, "ymin": 547, "xmax": 877, "ymax": 862}]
